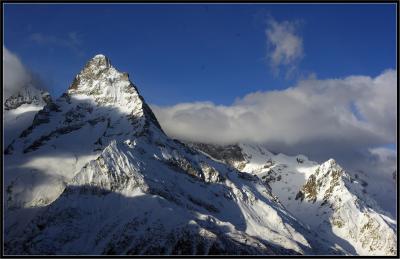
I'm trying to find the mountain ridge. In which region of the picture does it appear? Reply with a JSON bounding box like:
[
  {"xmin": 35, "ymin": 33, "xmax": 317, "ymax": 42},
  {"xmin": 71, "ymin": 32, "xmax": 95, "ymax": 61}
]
[
  {"xmin": 3, "ymin": 54, "xmax": 396, "ymax": 256},
  {"xmin": 190, "ymin": 142, "xmax": 397, "ymax": 255},
  {"xmin": 4, "ymin": 54, "xmax": 340, "ymax": 255}
]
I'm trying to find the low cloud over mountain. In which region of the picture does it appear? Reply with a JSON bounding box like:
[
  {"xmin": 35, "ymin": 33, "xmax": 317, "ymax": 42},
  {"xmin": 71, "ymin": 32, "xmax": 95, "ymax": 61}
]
[{"xmin": 152, "ymin": 69, "xmax": 396, "ymax": 177}]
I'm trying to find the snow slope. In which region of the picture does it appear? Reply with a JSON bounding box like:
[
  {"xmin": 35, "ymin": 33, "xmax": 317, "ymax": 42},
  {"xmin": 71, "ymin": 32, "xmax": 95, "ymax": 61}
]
[
  {"xmin": 192, "ymin": 143, "xmax": 397, "ymax": 255},
  {"xmin": 4, "ymin": 55, "xmax": 337, "ymax": 255},
  {"xmin": 3, "ymin": 85, "xmax": 50, "ymax": 147}
]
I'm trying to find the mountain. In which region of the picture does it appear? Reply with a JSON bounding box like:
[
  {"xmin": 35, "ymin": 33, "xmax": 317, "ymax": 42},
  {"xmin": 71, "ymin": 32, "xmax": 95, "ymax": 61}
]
[
  {"xmin": 4, "ymin": 55, "xmax": 338, "ymax": 255},
  {"xmin": 3, "ymin": 84, "xmax": 51, "ymax": 148},
  {"xmin": 350, "ymin": 167, "xmax": 397, "ymax": 219},
  {"xmin": 191, "ymin": 143, "xmax": 397, "ymax": 255}
]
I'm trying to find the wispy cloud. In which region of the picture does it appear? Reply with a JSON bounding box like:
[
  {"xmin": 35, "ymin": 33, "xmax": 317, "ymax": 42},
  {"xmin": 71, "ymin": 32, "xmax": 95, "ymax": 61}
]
[
  {"xmin": 29, "ymin": 32, "xmax": 84, "ymax": 56},
  {"xmin": 266, "ymin": 17, "xmax": 304, "ymax": 78},
  {"xmin": 152, "ymin": 69, "xmax": 396, "ymax": 178}
]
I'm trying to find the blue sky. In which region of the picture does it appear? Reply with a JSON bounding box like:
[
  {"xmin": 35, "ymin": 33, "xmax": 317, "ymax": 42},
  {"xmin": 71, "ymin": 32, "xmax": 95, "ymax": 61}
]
[{"xmin": 3, "ymin": 3, "xmax": 396, "ymax": 106}]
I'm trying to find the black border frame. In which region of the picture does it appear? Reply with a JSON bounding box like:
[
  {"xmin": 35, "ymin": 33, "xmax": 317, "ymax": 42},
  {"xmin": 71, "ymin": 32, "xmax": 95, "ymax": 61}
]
[{"xmin": 1, "ymin": 0, "xmax": 398, "ymax": 257}]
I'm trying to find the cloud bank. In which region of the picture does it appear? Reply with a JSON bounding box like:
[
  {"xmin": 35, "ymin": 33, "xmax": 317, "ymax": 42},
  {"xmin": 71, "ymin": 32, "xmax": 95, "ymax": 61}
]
[
  {"xmin": 3, "ymin": 46, "xmax": 47, "ymax": 101},
  {"xmin": 152, "ymin": 69, "xmax": 396, "ymax": 177},
  {"xmin": 3, "ymin": 46, "xmax": 33, "ymax": 99},
  {"xmin": 266, "ymin": 17, "xmax": 304, "ymax": 77}
]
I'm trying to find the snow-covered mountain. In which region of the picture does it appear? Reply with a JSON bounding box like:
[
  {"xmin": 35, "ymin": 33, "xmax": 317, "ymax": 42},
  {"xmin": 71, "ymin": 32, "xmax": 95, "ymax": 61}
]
[
  {"xmin": 4, "ymin": 55, "xmax": 342, "ymax": 255},
  {"xmin": 3, "ymin": 84, "xmax": 51, "ymax": 148},
  {"xmin": 191, "ymin": 143, "xmax": 397, "ymax": 255}
]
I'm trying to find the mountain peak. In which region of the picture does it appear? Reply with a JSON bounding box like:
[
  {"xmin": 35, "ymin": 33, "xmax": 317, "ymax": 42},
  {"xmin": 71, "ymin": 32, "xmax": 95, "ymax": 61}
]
[
  {"xmin": 319, "ymin": 158, "xmax": 340, "ymax": 173},
  {"xmin": 65, "ymin": 54, "xmax": 164, "ymax": 134},
  {"xmin": 93, "ymin": 53, "xmax": 107, "ymax": 59},
  {"xmin": 68, "ymin": 54, "xmax": 127, "ymax": 94},
  {"xmin": 87, "ymin": 54, "xmax": 111, "ymax": 69}
]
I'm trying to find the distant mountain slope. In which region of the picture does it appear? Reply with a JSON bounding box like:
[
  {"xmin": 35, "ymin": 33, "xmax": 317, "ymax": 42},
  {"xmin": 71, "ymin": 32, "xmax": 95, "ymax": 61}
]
[
  {"xmin": 4, "ymin": 84, "xmax": 51, "ymax": 148},
  {"xmin": 191, "ymin": 143, "xmax": 397, "ymax": 255}
]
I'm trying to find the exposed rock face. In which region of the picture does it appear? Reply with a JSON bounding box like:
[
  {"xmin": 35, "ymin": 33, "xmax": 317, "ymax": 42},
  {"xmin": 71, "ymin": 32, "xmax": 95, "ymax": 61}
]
[
  {"xmin": 295, "ymin": 159, "xmax": 397, "ymax": 256},
  {"xmin": 67, "ymin": 54, "xmax": 164, "ymax": 134},
  {"xmin": 4, "ymin": 85, "xmax": 50, "ymax": 110},
  {"xmin": 189, "ymin": 143, "xmax": 248, "ymax": 170},
  {"xmin": 4, "ymin": 55, "xmax": 333, "ymax": 255},
  {"xmin": 295, "ymin": 159, "xmax": 343, "ymax": 204}
]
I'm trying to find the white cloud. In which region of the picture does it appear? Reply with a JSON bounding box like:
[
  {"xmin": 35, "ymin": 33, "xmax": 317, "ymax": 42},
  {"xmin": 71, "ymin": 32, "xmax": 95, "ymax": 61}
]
[
  {"xmin": 3, "ymin": 46, "xmax": 32, "ymax": 100},
  {"xmin": 266, "ymin": 17, "xmax": 304, "ymax": 77},
  {"xmin": 369, "ymin": 147, "xmax": 396, "ymax": 163},
  {"xmin": 3, "ymin": 46, "xmax": 48, "ymax": 102},
  {"xmin": 152, "ymin": 69, "xmax": 397, "ymax": 174}
]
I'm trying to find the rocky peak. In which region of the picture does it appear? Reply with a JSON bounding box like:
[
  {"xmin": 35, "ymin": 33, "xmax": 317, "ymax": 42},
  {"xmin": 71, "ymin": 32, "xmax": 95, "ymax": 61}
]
[
  {"xmin": 90, "ymin": 54, "xmax": 111, "ymax": 67},
  {"xmin": 69, "ymin": 54, "xmax": 120, "ymax": 91},
  {"xmin": 295, "ymin": 158, "xmax": 397, "ymax": 256},
  {"xmin": 319, "ymin": 158, "xmax": 338, "ymax": 171},
  {"xmin": 4, "ymin": 85, "xmax": 50, "ymax": 110},
  {"xmin": 65, "ymin": 54, "xmax": 165, "ymax": 135},
  {"xmin": 296, "ymin": 158, "xmax": 344, "ymax": 204},
  {"xmin": 67, "ymin": 54, "xmax": 145, "ymax": 115},
  {"xmin": 4, "ymin": 54, "xmax": 164, "ymax": 158},
  {"xmin": 80, "ymin": 54, "xmax": 112, "ymax": 78}
]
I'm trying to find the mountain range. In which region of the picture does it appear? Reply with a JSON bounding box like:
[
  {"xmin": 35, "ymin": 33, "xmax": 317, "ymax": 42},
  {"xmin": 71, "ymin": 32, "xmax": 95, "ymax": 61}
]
[{"xmin": 3, "ymin": 55, "xmax": 397, "ymax": 255}]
